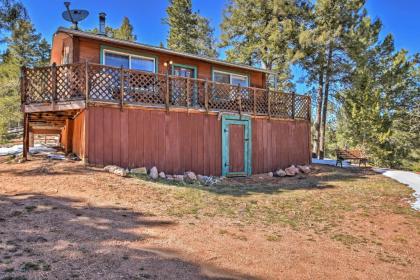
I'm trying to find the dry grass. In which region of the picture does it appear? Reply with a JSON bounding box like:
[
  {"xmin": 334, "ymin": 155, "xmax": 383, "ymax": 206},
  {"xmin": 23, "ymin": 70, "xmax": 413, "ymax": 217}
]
[{"xmin": 0, "ymin": 156, "xmax": 419, "ymax": 279}]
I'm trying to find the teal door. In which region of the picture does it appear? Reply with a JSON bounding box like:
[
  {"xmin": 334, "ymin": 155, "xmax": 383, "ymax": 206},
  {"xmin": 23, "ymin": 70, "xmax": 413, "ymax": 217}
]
[{"xmin": 222, "ymin": 115, "xmax": 252, "ymax": 177}]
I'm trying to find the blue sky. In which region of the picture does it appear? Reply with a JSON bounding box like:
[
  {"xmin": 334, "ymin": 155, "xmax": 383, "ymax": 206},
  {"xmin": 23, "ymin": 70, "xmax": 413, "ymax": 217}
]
[{"xmin": 18, "ymin": 0, "xmax": 420, "ymax": 93}]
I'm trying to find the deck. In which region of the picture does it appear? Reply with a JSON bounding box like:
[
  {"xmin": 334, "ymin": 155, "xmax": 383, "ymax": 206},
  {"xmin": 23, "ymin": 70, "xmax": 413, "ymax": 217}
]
[{"xmin": 21, "ymin": 62, "xmax": 311, "ymax": 120}]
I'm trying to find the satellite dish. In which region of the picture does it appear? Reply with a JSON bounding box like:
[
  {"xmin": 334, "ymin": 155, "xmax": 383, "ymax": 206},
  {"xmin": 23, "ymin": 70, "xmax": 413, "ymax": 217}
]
[{"xmin": 62, "ymin": 2, "xmax": 89, "ymax": 30}]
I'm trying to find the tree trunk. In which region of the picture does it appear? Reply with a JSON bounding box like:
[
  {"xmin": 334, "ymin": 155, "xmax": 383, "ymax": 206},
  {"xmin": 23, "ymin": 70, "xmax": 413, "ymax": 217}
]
[
  {"xmin": 315, "ymin": 69, "xmax": 324, "ymax": 158},
  {"xmin": 320, "ymin": 43, "xmax": 333, "ymax": 159}
]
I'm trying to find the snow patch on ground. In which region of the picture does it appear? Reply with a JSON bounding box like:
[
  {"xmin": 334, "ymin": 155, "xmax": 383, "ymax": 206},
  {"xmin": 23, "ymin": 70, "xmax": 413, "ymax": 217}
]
[
  {"xmin": 0, "ymin": 144, "xmax": 56, "ymax": 156},
  {"xmin": 373, "ymin": 168, "xmax": 420, "ymax": 211},
  {"xmin": 312, "ymin": 158, "xmax": 351, "ymax": 167}
]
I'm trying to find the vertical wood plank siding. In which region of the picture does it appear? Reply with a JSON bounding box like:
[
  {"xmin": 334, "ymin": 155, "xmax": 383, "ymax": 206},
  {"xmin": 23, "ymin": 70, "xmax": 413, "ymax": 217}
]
[
  {"xmin": 87, "ymin": 106, "xmax": 223, "ymax": 175},
  {"xmin": 251, "ymin": 118, "xmax": 311, "ymax": 174},
  {"xmin": 86, "ymin": 106, "xmax": 310, "ymax": 175},
  {"xmin": 71, "ymin": 110, "xmax": 86, "ymax": 158}
]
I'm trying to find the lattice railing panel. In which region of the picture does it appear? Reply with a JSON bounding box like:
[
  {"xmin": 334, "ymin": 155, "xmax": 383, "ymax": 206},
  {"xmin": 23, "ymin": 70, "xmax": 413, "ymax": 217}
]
[
  {"xmin": 56, "ymin": 64, "xmax": 85, "ymax": 101},
  {"xmin": 169, "ymin": 77, "xmax": 188, "ymax": 107},
  {"xmin": 124, "ymin": 70, "xmax": 165, "ymax": 105},
  {"xmin": 88, "ymin": 64, "xmax": 121, "ymax": 102},
  {"xmin": 254, "ymin": 89, "xmax": 268, "ymax": 115},
  {"xmin": 208, "ymin": 82, "xmax": 240, "ymax": 112},
  {"xmin": 240, "ymin": 87, "xmax": 253, "ymax": 113},
  {"xmin": 194, "ymin": 79, "xmax": 206, "ymax": 108},
  {"xmin": 24, "ymin": 67, "xmax": 53, "ymax": 104},
  {"xmin": 270, "ymin": 91, "xmax": 293, "ymax": 118},
  {"xmin": 22, "ymin": 63, "xmax": 310, "ymax": 120},
  {"xmin": 294, "ymin": 95, "xmax": 310, "ymax": 119}
]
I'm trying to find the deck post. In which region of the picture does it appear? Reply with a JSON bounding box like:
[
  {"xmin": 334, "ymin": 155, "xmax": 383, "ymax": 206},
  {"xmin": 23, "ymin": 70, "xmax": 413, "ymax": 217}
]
[
  {"xmin": 20, "ymin": 66, "xmax": 26, "ymax": 105},
  {"xmin": 84, "ymin": 61, "xmax": 89, "ymax": 105},
  {"xmin": 204, "ymin": 79, "xmax": 209, "ymax": 112},
  {"xmin": 165, "ymin": 74, "xmax": 170, "ymax": 112},
  {"xmin": 120, "ymin": 66, "xmax": 124, "ymax": 111},
  {"xmin": 253, "ymin": 88, "xmax": 257, "ymax": 116},
  {"xmin": 22, "ymin": 113, "xmax": 29, "ymax": 160},
  {"xmin": 51, "ymin": 63, "xmax": 57, "ymax": 104}
]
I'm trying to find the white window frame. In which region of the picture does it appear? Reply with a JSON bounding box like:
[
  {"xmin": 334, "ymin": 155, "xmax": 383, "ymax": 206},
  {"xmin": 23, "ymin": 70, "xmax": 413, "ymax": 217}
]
[
  {"xmin": 103, "ymin": 49, "xmax": 156, "ymax": 73},
  {"xmin": 212, "ymin": 70, "xmax": 249, "ymax": 87}
]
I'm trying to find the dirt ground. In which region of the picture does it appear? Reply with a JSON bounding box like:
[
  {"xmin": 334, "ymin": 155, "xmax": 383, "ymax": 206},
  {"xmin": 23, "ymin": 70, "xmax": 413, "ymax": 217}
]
[{"xmin": 0, "ymin": 155, "xmax": 419, "ymax": 280}]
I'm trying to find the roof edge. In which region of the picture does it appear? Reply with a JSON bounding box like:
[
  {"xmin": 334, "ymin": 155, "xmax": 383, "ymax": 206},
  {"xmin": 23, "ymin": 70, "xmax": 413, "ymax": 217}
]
[{"xmin": 56, "ymin": 27, "xmax": 274, "ymax": 74}]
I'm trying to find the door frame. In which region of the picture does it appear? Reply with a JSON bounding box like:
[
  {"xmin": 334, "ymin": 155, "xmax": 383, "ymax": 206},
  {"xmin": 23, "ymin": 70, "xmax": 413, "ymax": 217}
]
[
  {"xmin": 221, "ymin": 114, "xmax": 252, "ymax": 177},
  {"xmin": 171, "ymin": 63, "xmax": 198, "ymax": 78}
]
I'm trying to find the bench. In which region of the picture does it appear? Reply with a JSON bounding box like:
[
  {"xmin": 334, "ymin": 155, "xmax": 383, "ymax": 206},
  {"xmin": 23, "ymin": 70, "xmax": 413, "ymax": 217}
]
[{"xmin": 336, "ymin": 149, "xmax": 368, "ymax": 167}]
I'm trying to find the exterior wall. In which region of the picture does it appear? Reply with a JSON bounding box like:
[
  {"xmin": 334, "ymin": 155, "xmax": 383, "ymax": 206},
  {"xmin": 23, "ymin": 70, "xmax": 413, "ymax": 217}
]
[
  {"xmin": 64, "ymin": 36, "xmax": 266, "ymax": 89},
  {"xmin": 85, "ymin": 105, "xmax": 310, "ymax": 175},
  {"xmin": 60, "ymin": 119, "xmax": 73, "ymax": 153},
  {"xmin": 58, "ymin": 111, "xmax": 85, "ymax": 157},
  {"xmin": 51, "ymin": 32, "xmax": 74, "ymax": 65},
  {"xmin": 72, "ymin": 110, "xmax": 86, "ymax": 158},
  {"xmin": 252, "ymin": 118, "xmax": 311, "ymax": 174},
  {"xmin": 86, "ymin": 106, "xmax": 222, "ymax": 175}
]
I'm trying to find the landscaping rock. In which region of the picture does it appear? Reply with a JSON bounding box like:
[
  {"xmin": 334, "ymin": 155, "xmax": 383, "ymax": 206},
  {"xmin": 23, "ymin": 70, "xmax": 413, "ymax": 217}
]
[
  {"xmin": 297, "ymin": 165, "xmax": 311, "ymax": 174},
  {"xmin": 149, "ymin": 166, "xmax": 158, "ymax": 180},
  {"xmin": 166, "ymin": 175, "xmax": 174, "ymax": 181},
  {"xmin": 159, "ymin": 171, "xmax": 166, "ymax": 179},
  {"xmin": 268, "ymin": 172, "xmax": 274, "ymax": 177},
  {"xmin": 104, "ymin": 165, "xmax": 127, "ymax": 177},
  {"xmin": 131, "ymin": 167, "xmax": 147, "ymax": 175},
  {"xmin": 285, "ymin": 165, "xmax": 299, "ymax": 176},
  {"xmin": 275, "ymin": 169, "xmax": 287, "ymax": 177},
  {"xmin": 184, "ymin": 171, "xmax": 197, "ymax": 183},
  {"xmin": 197, "ymin": 174, "xmax": 207, "ymax": 184},
  {"xmin": 197, "ymin": 175, "xmax": 219, "ymax": 186},
  {"xmin": 173, "ymin": 175, "xmax": 184, "ymax": 182}
]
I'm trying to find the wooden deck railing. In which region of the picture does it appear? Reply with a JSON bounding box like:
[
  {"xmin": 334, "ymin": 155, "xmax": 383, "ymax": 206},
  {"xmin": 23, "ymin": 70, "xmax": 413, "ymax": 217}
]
[{"xmin": 21, "ymin": 62, "xmax": 311, "ymax": 120}]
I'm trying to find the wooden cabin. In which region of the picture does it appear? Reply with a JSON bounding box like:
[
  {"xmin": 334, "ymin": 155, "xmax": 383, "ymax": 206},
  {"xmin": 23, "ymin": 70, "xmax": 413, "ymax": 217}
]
[{"xmin": 21, "ymin": 26, "xmax": 311, "ymax": 176}]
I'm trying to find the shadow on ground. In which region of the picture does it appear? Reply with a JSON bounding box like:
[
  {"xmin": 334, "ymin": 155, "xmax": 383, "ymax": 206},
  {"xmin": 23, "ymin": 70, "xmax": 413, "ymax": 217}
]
[{"xmin": 0, "ymin": 193, "xmax": 256, "ymax": 280}]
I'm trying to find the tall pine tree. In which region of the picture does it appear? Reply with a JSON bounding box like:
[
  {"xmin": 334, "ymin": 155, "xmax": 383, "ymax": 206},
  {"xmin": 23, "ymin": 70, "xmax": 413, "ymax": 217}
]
[
  {"xmin": 0, "ymin": 0, "xmax": 50, "ymax": 142},
  {"xmin": 220, "ymin": 0, "xmax": 310, "ymax": 90},
  {"xmin": 297, "ymin": 0, "xmax": 373, "ymax": 158},
  {"xmin": 164, "ymin": 0, "xmax": 218, "ymax": 57}
]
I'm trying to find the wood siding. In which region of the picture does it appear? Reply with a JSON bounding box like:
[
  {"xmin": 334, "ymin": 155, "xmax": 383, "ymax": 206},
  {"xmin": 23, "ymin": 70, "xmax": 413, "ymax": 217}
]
[
  {"xmin": 252, "ymin": 118, "xmax": 311, "ymax": 174},
  {"xmin": 87, "ymin": 106, "xmax": 222, "ymax": 175},
  {"xmin": 49, "ymin": 34, "xmax": 266, "ymax": 89},
  {"xmin": 85, "ymin": 106, "xmax": 310, "ymax": 175},
  {"xmin": 72, "ymin": 110, "xmax": 86, "ymax": 158}
]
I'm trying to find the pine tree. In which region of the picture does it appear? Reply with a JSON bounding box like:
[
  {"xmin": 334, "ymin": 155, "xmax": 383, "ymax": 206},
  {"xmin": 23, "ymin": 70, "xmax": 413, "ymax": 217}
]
[
  {"xmin": 164, "ymin": 0, "xmax": 218, "ymax": 57},
  {"xmin": 164, "ymin": 0, "xmax": 198, "ymax": 54},
  {"xmin": 114, "ymin": 17, "xmax": 136, "ymax": 41},
  {"xmin": 297, "ymin": 0, "xmax": 374, "ymax": 158},
  {"xmin": 338, "ymin": 32, "xmax": 420, "ymax": 168},
  {"xmin": 85, "ymin": 17, "xmax": 137, "ymax": 42},
  {"xmin": 195, "ymin": 15, "xmax": 218, "ymax": 57},
  {"xmin": 0, "ymin": 0, "xmax": 27, "ymax": 42},
  {"xmin": 0, "ymin": 0, "xmax": 50, "ymax": 142},
  {"xmin": 220, "ymin": 0, "xmax": 310, "ymax": 90}
]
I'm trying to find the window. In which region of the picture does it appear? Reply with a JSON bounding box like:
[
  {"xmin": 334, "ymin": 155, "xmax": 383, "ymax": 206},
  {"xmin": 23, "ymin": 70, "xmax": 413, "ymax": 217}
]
[
  {"xmin": 103, "ymin": 50, "xmax": 155, "ymax": 72},
  {"xmin": 213, "ymin": 70, "xmax": 248, "ymax": 87}
]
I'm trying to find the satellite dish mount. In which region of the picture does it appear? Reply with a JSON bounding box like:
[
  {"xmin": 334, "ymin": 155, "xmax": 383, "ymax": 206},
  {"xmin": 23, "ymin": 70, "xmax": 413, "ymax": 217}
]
[{"xmin": 62, "ymin": 2, "xmax": 89, "ymax": 30}]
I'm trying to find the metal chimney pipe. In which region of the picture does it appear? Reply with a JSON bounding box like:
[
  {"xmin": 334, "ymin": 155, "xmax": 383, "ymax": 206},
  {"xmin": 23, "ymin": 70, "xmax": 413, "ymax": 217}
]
[{"xmin": 98, "ymin": 12, "xmax": 106, "ymax": 36}]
